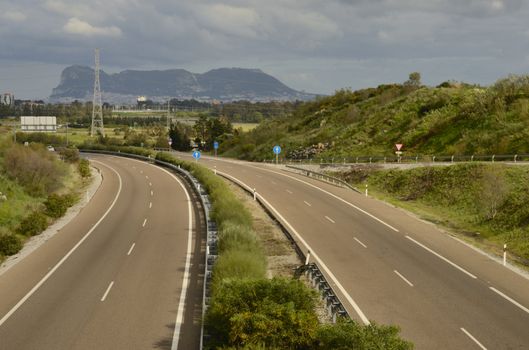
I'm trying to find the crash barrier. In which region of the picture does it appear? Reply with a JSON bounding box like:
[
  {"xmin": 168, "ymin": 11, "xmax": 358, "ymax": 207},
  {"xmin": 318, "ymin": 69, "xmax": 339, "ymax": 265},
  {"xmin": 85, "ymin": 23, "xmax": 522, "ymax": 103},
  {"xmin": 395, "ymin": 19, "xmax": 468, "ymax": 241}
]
[{"xmin": 285, "ymin": 165, "xmax": 360, "ymax": 193}]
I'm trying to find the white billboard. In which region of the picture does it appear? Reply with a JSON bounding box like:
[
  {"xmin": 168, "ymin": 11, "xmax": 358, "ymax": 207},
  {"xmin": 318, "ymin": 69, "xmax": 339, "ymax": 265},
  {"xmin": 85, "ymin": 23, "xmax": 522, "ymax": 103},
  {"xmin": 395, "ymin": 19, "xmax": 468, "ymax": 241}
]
[{"xmin": 20, "ymin": 116, "xmax": 57, "ymax": 132}]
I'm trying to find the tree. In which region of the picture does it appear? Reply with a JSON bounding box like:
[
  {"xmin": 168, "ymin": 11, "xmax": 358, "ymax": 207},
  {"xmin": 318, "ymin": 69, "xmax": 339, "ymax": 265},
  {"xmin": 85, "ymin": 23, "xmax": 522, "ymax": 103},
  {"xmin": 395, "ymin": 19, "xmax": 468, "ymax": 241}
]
[{"xmin": 404, "ymin": 72, "xmax": 422, "ymax": 89}]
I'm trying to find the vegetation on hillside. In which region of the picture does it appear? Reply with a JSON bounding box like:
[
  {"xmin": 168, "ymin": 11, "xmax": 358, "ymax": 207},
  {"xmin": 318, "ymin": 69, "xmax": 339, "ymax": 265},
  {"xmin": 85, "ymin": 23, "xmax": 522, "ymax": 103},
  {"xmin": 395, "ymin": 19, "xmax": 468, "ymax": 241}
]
[
  {"xmin": 220, "ymin": 74, "xmax": 529, "ymax": 160},
  {"xmin": 332, "ymin": 163, "xmax": 529, "ymax": 262}
]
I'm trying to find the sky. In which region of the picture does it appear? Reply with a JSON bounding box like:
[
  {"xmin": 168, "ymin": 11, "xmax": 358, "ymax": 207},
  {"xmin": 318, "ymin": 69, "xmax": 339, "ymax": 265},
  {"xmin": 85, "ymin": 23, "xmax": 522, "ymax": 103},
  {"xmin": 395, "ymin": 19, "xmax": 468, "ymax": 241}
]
[{"xmin": 1, "ymin": 0, "xmax": 529, "ymax": 100}]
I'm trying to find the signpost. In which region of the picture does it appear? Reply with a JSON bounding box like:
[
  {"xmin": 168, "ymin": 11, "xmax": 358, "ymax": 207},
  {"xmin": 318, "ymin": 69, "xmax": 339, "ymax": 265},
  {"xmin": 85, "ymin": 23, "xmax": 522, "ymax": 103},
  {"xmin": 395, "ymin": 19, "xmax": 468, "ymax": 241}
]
[
  {"xmin": 192, "ymin": 150, "xmax": 201, "ymax": 162},
  {"xmin": 213, "ymin": 141, "xmax": 219, "ymax": 157},
  {"xmin": 395, "ymin": 143, "xmax": 403, "ymax": 163},
  {"xmin": 273, "ymin": 145, "xmax": 281, "ymax": 165}
]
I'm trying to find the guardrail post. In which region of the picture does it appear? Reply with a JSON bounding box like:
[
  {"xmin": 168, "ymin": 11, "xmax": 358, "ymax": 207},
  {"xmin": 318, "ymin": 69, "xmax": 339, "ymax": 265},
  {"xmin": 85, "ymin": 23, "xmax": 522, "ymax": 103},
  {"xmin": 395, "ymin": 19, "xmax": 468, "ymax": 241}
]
[
  {"xmin": 305, "ymin": 250, "xmax": 311, "ymax": 265},
  {"xmin": 343, "ymin": 158, "xmax": 346, "ymax": 165},
  {"xmin": 471, "ymin": 155, "xmax": 474, "ymax": 162},
  {"xmin": 515, "ymin": 154, "xmax": 518, "ymax": 163},
  {"xmin": 365, "ymin": 184, "xmax": 368, "ymax": 197},
  {"xmin": 369, "ymin": 157, "xmax": 372, "ymax": 164},
  {"xmin": 214, "ymin": 166, "xmax": 217, "ymax": 175},
  {"xmin": 432, "ymin": 156, "xmax": 436, "ymax": 162},
  {"xmin": 492, "ymin": 154, "xmax": 495, "ymax": 163},
  {"xmin": 253, "ymin": 188, "xmax": 256, "ymax": 201},
  {"xmin": 503, "ymin": 244, "xmax": 507, "ymax": 266},
  {"xmin": 451, "ymin": 155, "xmax": 454, "ymax": 163},
  {"xmin": 415, "ymin": 155, "xmax": 419, "ymax": 163}
]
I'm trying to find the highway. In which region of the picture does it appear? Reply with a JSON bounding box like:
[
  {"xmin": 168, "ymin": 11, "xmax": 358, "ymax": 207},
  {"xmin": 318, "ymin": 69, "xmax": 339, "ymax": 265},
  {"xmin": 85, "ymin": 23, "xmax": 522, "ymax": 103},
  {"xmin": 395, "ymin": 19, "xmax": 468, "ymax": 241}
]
[
  {"xmin": 0, "ymin": 155, "xmax": 204, "ymax": 350},
  {"xmin": 176, "ymin": 151, "xmax": 529, "ymax": 350}
]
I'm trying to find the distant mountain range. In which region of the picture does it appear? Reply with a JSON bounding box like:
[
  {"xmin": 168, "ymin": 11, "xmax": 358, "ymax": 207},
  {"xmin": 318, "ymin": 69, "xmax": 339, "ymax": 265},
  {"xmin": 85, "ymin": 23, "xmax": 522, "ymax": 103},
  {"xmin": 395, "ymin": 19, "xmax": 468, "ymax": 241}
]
[{"xmin": 49, "ymin": 66, "xmax": 316, "ymax": 104}]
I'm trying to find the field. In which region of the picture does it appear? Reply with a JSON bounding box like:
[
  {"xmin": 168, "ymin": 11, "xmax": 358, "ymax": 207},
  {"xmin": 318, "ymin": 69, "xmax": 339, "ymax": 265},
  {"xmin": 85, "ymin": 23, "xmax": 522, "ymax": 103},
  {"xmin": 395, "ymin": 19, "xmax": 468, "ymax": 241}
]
[{"xmin": 232, "ymin": 123, "xmax": 259, "ymax": 132}]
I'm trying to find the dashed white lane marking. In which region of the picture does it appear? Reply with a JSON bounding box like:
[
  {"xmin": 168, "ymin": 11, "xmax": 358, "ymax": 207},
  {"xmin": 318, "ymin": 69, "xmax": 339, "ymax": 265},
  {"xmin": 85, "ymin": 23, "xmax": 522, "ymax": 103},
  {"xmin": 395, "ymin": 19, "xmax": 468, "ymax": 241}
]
[
  {"xmin": 101, "ymin": 281, "xmax": 115, "ymax": 302},
  {"xmin": 394, "ymin": 270, "xmax": 414, "ymax": 287},
  {"xmin": 127, "ymin": 243, "xmax": 136, "ymax": 256},
  {"xmin": 145, "ymin": 175, "xmax": 149, "ymax": 179},
  {"xmin": 489, "ymin": 287, "xmax": 529, "ymax": 315},
  {"xmin": 256, "ymin": 174, "xmax": 262, "ymax": 178},
  {"xmin": 142, "ymin": 218, "xmax": 147, "ymax": 227},
  {"xmin": 286, "ymin": 189, "xmax": 293, "ymax": 194},
  {"xmin": 140, "ymin": 170, "xmax": 143, "ymax": 174},
  {"xmin": 271, "ymin": 181, "xmax": 277, "ymax": 185},
  {"xmin": 304, "ymin": 201, "xmax": 312, "ymax": 207},
  {"xmin": 405, "ymin": 235, "xmax": 477, "ymax": 279},
  {"xmin": 149, "ymin": 202, "xmax": 152, "ymax": 209},
  {"xmin": 460, "ymin": 328, "xmax": 487, "ymax": 350},
  {"xmin": 150, "ymin": 190, "xmax": 154, "ymax": 196},
  {"xmin": 325, "ymin": 216, "xmax": 335, "ymax": 224},
  {"xmin": 353, "ymin": 237, "xmax": 367, "ymax": 248},
  {"xmin": 149, "ymin": 182, "xmax": 152, "ymax": 187}
]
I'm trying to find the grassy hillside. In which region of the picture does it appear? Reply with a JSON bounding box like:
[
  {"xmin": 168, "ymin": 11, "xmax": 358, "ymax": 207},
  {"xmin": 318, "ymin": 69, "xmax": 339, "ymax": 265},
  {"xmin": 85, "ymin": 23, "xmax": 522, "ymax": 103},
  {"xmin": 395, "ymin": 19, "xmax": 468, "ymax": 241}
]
[
  {"xmin": 220, "ymin": 75, "xmax": 529, "ymax": 160},
  {"xmin": 331, "ymin": 163, "xmax": 529, "ymax": 263}
]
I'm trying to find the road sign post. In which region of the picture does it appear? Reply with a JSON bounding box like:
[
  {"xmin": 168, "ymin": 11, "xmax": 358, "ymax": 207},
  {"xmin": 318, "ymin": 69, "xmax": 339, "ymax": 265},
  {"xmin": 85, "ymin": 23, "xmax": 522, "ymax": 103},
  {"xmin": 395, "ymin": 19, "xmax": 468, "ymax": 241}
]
[
  {"xmin": 213, "ymin": 141, "xmax": 219, "ymax": 157},
  {"xmin": 273, "ymin": 145, "xmax": 281, "ymax": 165},
  {"xmin": 395, "ymin": 144, "xmax": 403, "ymax": 163}
]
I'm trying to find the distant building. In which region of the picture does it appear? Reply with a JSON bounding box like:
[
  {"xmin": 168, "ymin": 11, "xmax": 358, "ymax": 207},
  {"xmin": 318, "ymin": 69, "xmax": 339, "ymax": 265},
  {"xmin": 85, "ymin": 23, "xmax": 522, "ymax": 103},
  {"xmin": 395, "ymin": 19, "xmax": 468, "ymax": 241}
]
[
  {"xmin": 1, "ymin": 92, "xmax": 15, "ymax": 106},
  {"xmin": 20, "ymin": 116, "xmax": 57, "ymax": 132}
]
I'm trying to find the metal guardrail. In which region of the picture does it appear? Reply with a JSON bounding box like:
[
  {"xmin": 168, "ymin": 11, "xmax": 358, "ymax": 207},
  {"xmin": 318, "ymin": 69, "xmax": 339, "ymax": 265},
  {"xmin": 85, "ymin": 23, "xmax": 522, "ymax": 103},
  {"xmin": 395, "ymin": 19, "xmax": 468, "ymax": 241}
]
[
  {"xmin": 215, "ymin": 170, "xmax": 351, "ymax": 323},
  {"xmin": 81, "ymin": 150, "xmax": 215, "ymax": 349},
  {"xmin": 285, "ymin": 164, "xmax": 360, "ymax": 193}
]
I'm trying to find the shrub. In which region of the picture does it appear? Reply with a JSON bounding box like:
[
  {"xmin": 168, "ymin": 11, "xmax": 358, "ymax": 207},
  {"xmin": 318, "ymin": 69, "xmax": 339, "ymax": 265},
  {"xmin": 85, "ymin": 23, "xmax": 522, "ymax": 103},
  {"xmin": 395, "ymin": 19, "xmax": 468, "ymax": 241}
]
[
  {"xmin": 16, "ymin": 211, "xmax": 48, "ymax": 236},
  {"xmin": 78, "ymin": 158, "xmax": 91, "ymax": 178},
  {"xmin": 57, "ymin": 147, "xmax": 80, "ymax": 163},
  {"xmin": 316, "ymin": 320, "xmax": 414, "ymax": 350},
  {"xmin": 212, "ymin": 250, "xmax": 266, "ymax": 284},
  {"xmin": 44, "ymin": 193, "xmax": 76, "ymax": 218},
  {"xmin": 0, "ymin": 230, "xmax": 23, "ymax": 257},
  {"xmin": 206, "ymin": 278, "xmax": 319, "ymax": 349}
]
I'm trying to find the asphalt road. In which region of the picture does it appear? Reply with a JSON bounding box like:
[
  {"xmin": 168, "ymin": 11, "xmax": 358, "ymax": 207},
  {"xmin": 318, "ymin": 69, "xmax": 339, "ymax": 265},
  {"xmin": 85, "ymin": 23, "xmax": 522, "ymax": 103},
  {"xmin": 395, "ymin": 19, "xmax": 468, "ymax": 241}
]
[
  {"xmin": 176, "ymin": 151, "xmax": 529, "ymax": 350},
  {"xmin": 0, "ymin": 155, "xmax": 204, "ymax": 350}
]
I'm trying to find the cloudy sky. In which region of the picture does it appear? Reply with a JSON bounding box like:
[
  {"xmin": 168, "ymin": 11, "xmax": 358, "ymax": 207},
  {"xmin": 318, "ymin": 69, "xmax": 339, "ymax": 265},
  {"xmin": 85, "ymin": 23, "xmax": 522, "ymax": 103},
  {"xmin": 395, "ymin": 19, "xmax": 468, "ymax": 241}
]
[{"xmin": 1, "ymin": 0, "xmax": 529, "ymax": 99}]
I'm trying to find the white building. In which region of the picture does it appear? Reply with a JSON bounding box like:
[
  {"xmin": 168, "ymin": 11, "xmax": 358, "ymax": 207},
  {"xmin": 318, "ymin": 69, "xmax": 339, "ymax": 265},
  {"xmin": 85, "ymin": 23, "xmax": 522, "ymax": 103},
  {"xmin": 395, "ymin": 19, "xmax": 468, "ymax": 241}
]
[{"xmin": 20, "ymin": 116, "xmax": 57, "ymax": 132}]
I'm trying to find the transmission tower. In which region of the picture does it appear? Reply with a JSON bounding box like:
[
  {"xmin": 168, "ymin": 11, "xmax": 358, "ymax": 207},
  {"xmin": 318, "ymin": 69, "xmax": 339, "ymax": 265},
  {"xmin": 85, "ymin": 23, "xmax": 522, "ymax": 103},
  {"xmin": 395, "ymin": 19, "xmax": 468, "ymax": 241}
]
[{"xmin": 91, "ymin": 48, "xmax": 104, "ymax": 137}]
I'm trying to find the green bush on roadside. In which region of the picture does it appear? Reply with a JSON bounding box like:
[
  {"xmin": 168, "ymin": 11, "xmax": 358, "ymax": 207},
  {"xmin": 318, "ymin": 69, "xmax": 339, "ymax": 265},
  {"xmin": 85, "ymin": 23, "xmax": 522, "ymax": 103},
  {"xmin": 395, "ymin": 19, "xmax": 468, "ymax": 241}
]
[
  {"xmin": 44, "ymin": 193, "xmax": 76, "ymax": 218},
  {"xmin": 16, "ymin": 211, "xmax": 49, "ymax": 237},
  {"xmin": 57, "ymin": 147, "xmax": 80, "ymax": 163},
  {"xmin": 78, "ymin": 158, "xmax": 91, "ymax": 178},
  {"xmin": 0, "ymin": 230, "xmax": 23, "ymax": 257}
]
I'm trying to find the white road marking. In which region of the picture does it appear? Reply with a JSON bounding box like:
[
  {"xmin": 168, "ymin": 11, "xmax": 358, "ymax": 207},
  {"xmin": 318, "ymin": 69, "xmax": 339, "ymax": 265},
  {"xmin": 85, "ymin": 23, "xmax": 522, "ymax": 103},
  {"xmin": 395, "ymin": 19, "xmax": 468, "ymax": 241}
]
[
  {"xmin": 101, "ymin": 281, "xmax": 115, "ymax": 302},
  {"xmin": 304, "ymin": 201, "xmax": 312, "ymax": 207},
  {"xmin": 325, "ymin": 216, "xmax": 335, "ymax": 224},
  {"xmin": 394, "ymin": 270, "xmax": 414, "ymax": 287},
  {"xmin": 286, "ymin": 189, "xmax": 293, "ymax": 194},
  {"xmin": 142, "ymin": 218, "xmax": 147, "ymax": 227},
  {"xmin": 149, "ymin": 202, "xmax": 152, "ymax": 209},
  {"xmin": 461, "ymin": 328, "xmax": 487, "ymax": 350},
  {"xmin": 405, "ymin": 235, "xmax": 477, "ymax": 279},
  {"xmin": 489, "ymin": 287, "xmax": 529, "ymax": 315},
  {"xmin": 248, "ymin": 166, "xmax": 400, "ymax": 232},
  {"xmin": 216, "ymin": 170, "xmax": 370, "ymax": 325},
  {"xmin": 271, "ymin": 181, "xmax": 277, "ymax": 185},
  {"xmin": 149, "ymin": 182, "xmax": 152, "ymax": 187},
  {"xmin": 145, "ymin": 175, "xmax": 149, "ymax": 179},
  {"xmin": 0, "ymin": 160, "xmax": 123, "ymax": 327},
  {"xmin": 150, "ymin": 190, "xmax": 154, "ymax": 196},
  {"xmin": 140, "ymin": 170, "xmax": 143, "ymax": 174},
  {"xmin": 256, "ymin": 174, "xmax": 262, "ymax": 178},
  {"xmin": 127, "ymin": 243, "xmax": 136, "ymax": 255},
  {"xmin": 353, "ymin": 237, "xmax": 367, "ymax": 248}
]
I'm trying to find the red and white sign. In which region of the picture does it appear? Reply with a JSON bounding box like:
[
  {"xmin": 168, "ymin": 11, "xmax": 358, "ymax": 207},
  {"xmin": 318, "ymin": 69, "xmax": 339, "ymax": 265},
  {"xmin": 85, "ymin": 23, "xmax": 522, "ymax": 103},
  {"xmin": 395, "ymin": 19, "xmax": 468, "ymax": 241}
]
[{"xmin": 395, "ymin": 143, "xmax": 403, "ymax": 151}]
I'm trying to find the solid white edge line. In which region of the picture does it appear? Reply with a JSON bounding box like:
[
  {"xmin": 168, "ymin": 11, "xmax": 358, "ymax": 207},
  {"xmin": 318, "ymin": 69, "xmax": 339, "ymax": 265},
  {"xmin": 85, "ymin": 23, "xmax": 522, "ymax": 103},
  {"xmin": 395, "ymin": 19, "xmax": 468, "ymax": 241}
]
[
  {"xmin": 489, "ymin": 287, "xmax": 529, "ymax": 315},
  {"xmin": 248, "ymin": 165, "xmax": 400, "ymax": 232},
  {"xmin": 460, "ymin": 327, "xmax": 487, "ymax": 350},
  {"xmin": 101, "ymin": 281, "xmax": 115, "ymax": 302},
  {"xmin": 405, "ymin": 235, "xmax": 477, "ymax": 279},
  {"xmin": 394, "ymin": 270, "xmax": 414, "ymax": 287},
  {"xmin": 325, "ymin": 215, "xmax": 335, "ymax": 224},
  {"xmin": 217, "ymin": 170, "xmax": 371, "ymax": 325},
  {"xmin": 304, "ymin": 201, "xmax": 312, "ymax": 207},
  {"xmin": 353, "ymin": 237, "xmax": 367, "ymax": 248},
  {"xmin": 127, "ymin": 243, "xmax": 136, "ymax": 256},
  {"xmin": 142, "ymin": 218, "xmax": 147, "ymax": 227},
  {"xmin": 0, "ymin": 160, "xmax": 123, "ymax": 327}
]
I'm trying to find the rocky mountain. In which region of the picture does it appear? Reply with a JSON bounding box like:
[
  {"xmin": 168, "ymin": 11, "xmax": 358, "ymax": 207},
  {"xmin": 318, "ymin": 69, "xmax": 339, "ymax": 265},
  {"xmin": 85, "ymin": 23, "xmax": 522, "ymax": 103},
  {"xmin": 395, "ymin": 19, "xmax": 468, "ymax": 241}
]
[{"xmin": 50, "ymin": 66, "xmax": 316, "ymax": 103}]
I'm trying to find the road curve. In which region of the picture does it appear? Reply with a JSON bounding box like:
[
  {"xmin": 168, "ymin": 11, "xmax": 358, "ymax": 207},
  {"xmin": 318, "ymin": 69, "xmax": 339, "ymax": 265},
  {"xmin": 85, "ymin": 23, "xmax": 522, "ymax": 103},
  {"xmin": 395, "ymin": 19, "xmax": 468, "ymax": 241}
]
[
  {"xmin": 176, "ymin": 151, "xmax": 529, "ymax": 350},
  {"xmin": 0, "ymin": 155, "xmax": 204, "ymax": 350}
]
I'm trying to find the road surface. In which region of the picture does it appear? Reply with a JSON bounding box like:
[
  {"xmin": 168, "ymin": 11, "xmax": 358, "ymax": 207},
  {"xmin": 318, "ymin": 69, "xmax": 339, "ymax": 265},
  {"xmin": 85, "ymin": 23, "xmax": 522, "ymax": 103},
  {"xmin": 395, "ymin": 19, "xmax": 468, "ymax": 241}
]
[
  {"xmin": 176, "ymin": 151, "xmax": 529, "ymax": 350},
  {"xmin": 0, "ymin": 155, "xmax": 204, "ymax": 350}
]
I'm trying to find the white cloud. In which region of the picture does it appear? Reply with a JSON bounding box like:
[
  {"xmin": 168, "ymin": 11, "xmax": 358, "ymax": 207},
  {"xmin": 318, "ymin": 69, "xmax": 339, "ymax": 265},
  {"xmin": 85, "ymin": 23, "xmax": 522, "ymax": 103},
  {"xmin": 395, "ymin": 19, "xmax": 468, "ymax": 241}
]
[
  {"xmin": 63, "ymin": 17, "xmax": 122, "ymax": 37},
  {"xmin": 3, "ymin": 11, "xmax": 27, "ymax": 22}
]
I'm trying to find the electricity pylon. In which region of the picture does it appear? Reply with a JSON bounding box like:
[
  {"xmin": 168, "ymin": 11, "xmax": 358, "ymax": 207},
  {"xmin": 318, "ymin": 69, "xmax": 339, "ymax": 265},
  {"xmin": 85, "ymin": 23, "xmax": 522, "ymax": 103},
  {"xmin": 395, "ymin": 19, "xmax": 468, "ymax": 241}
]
[{"xmin": 91, "ymin": 48, "xmax": 104, "ymax": 137}]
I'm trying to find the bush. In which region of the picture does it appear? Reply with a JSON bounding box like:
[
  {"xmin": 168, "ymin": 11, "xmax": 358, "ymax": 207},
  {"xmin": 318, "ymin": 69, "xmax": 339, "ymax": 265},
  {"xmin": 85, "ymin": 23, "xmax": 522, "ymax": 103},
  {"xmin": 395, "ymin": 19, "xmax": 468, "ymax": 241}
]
[
  {"xmin": 57, "ymin": 147, "xmax": 80, "ymax": 163},
  {"xmin": 316, "ymin": 320, "xmax": 414, "ymax": 350},
  {"xmin": 78, "ymin": 158, "xmax": 91, "ymax": 178},
  {"xmin": 206, "ymin": 278, "xmax": 319, "ymax": 349},
  {"xmin": 0, "ymin": 230, "xmax": 23, "ymax": 257},
  {"xmin": 16, "ymin": 211, "xmax": 49, "ymax": 236},
  {"xmin": 44, "ymin": 193, "xmax": 76, "ymax": 218}
]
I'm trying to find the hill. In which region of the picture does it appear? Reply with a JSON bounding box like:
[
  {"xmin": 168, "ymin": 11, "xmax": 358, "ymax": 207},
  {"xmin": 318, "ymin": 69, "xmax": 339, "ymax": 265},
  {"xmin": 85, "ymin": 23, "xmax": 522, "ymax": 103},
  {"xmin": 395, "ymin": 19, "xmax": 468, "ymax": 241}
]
[
  {"xmin": 220, "ymin": 75, "xmax": 529, "ymax": 160},
  {"xmin": 49, "ymin": 66, "xmax": 316, "ymax": 104}
]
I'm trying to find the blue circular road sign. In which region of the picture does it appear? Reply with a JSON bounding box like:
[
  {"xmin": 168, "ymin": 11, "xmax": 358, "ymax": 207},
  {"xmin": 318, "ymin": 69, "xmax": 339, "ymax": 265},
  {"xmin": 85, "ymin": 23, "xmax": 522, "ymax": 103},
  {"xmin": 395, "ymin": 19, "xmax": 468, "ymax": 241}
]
[
  {"xmin": 192, "ymin": 150, "xmax": 201, "ymax": 159},
  {"xmin": 213, "ymin": 141, "xmax": 219, "ymax": 149},
  {"xmin": 273, "ymin": 145, "xmax": 281, "ymax": 155}
]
